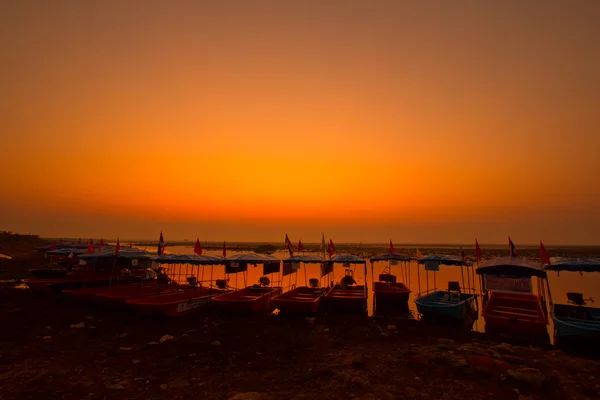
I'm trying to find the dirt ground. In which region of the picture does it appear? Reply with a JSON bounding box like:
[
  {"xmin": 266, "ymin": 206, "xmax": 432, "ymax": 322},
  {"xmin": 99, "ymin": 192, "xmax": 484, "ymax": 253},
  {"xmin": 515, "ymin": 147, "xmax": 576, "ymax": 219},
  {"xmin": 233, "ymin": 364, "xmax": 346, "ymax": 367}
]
[{"xmin": 1, "ymin": 287, "xmax": 600, "ymax": 400}]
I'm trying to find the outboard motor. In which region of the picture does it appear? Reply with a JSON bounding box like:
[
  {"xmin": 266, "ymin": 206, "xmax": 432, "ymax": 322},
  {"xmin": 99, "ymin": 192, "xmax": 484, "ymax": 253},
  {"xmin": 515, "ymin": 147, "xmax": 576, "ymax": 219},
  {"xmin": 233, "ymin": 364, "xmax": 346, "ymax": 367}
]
[
  {"xmin": 259, "ymin": 276, "xmax": 270, "ymax": 287},
  {"xmin": 187, "ymin": 275, "xmax": 199, "ymax": 287},
  {"xmin": 309, "ymin": 278, "xmax": 319, "ymax": 288}
]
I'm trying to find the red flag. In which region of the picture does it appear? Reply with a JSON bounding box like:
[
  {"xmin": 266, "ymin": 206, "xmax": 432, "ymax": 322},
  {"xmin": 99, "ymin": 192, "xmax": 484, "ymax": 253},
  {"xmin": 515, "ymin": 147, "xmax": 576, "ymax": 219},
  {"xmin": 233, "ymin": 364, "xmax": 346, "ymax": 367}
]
[
  {"xmin": 475, "ymin": 239, "xmax": 482, "ymax": 262},
  {"xmin": 87, "ymin": 240, "xmax": 95, "ymax": 253},
  {"xmin": 460, "ymin": 246, "xmax": 466, "ymax": 262},
  {"xmin": 540, "ymin": 241, "xmax": 551, "ymax": 266},
  {"xmin": 508, "ymin": 236, "xmax": 517, "ymax": 257},
  {"xmin": 78, "ymin": 239, "xmax": 82, "ymax": 244},
  {"xmin": 158, "ymin": 231, "xmax": 165, "ymax": 256},
  {"xmin": 298, "ymin": 240, "xmax": 304, "ymax": 252},
  {"xmin": 50, "ymin": 242, "xmax": 56, "ymax": 251},
  {"xmin": 222, "ymin": 241, "xmax": 227, "ymax": 258},
  {"xmin": 129, "ymin": 242, "xmax": 133, "ymax": 248},
  {"xmin": 115, "ymin": 238, "xmax": 121, "ymax": 257},
  {"xmin": 194, "ymin": 238, "xmax": 203, "ymax": 255},
  {"xmin": 72, "ymin": 241, "xmax": 75, "ymax": 245},
  {"xmin": 389, "ymin": 239, "xmax": 394, "ymax": 254},
  {"xmin": 284, "ymin": 234, "xmax": 294, "ymax": 256},
  {"xmin": 98, "ymin": 239, "xmax": 104, "ymax": 252},
  {"xmin": 327, "ymin": 239, "xmax": 336, "ymax": 258}
]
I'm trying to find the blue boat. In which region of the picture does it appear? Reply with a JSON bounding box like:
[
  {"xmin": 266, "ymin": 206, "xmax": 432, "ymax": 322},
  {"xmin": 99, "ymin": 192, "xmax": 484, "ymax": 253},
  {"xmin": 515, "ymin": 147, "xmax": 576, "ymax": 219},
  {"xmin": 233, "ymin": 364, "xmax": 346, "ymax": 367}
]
[
  {"xmin": 414, "ymin": 255, "xmax": 478, "ymax": 323},
  {"xmin": 545, "ymin": 257, "xmax": 600, "ymax": 340}
]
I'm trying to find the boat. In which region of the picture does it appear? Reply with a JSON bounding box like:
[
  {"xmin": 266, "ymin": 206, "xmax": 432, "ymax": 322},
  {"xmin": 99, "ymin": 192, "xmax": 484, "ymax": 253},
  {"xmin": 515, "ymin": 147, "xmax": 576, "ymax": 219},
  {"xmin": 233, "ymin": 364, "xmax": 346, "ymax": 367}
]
[
  {"xmin": 28, "ymin": 247, "xmax": 86, "ymax": 278},
  {"xmin": 370, "ymin": 253, "xmax": 413, "ymax": 312},
  {"xmin": 544, "ymin": 257, "xmax": 600, "ymax": 341},
  {"xmin": 323, "ymin": 254, "xmax": 368, "ymax": 313},
  {"xmin": 126, "ymin": 254, "xmax": 227, "ymax": 316},
  {"xmin": 414, "ymin": 255, "xmax": 478, "ymax": 323},
  {"xmin": 476, "ymin": 256, "xmax": 549, "ymax": 338},
  {"xmin": 26, "ymin": 247, "xmax": 152, "ymax": 293},
  {"xmin": 212, "ymin": 253, "xmax": 282, "ymax": 313},
  {"xmin": 272, "ymin": 255, "xmax": 332, "ymax": 314}
]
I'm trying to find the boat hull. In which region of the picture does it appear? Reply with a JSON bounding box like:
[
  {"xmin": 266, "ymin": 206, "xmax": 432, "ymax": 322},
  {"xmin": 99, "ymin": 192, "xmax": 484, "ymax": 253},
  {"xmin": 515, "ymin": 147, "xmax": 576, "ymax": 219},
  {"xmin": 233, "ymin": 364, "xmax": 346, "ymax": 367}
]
[
  {"xmin": 323, "ymin": 285, "xmax": 367, "ymax": 313},
  {"xmin": 212, "ymin": 287, "xmax": 282, "ymax": 313},
  {"xmin": 272, "ymin": 286, "xmax": 330, "ymax": 314},
  {"xmin": 28, "ymin": 269, "xmax": 69, "ymax": 279},
  {"xmin": 126, "ymin": 287, "xmax": 221, "ymax": 317},
  {"xmin": 552, "ymin": 303, "xmax": 600, "ymax": 339},
  {"xmin": 373, "ymin": 282, "xmax": 410, "ymax": 309},
  {"xmin": 481, "ymin": 292, "xmax": 548, "ymax": 336},
  {"xmin": 415, "ymin": 291, "xmax": 476, "ymax": 322}
]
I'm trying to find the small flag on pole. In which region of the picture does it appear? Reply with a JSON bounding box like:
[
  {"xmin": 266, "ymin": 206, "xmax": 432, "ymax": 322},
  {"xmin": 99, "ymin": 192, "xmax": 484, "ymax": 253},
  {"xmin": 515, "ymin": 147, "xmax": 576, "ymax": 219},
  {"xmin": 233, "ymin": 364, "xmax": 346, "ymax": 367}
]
[
  {"xmin": 389, "ymin": 239, "xmax": 394, "ymax": 254},
  {"xmin": 540, "ymin": 241, "xmax": 551, "ymax": 266},
  {"xmin": 508, "ymin": 236, "xmax": 517, "ymax": 257},
  {"xmin": 298, "ymin": 240, "xmax": 304, "ymax": 252},
  {"xmin": 460, "ymin": 246, "xmax": 466, "ymax": 262},
  {"xmin": 285, "ymin": 234, "xmax": 294, "ymax": 256},
  {"xmin": 327, "ymin": 239, "xmax": 336, "ymax": 258},
  {"xmin": 98, "ymin": 239, "xmax": 104, "ymax": 252},
  {"xmin": 475, "ymin": 240, "xmax": 482, "ymax": 262},
  {"xmin": 87, "ymin": 240, "xmax": 95, "ymax": 253},
  {"xmin": 158, "ymin": 231, "xmax": 165, "ymax": 256},
  {"xmin": 50, "ymin": 242, "xmax": 56, "ymax": 251},
  {"xmin": 416, "ymin": 248, "xmax": 423, "ymax": 259},
  {"xmin": 115, "ymin": 238, "xmax": 121, "ymax": 257},
  {"xmin": 194, "ymin": 238, "xmax": 203, "ymax": 256},
  {"xmin": 222, "ymin": 241, "xmax": 227, "ymax": 258}
]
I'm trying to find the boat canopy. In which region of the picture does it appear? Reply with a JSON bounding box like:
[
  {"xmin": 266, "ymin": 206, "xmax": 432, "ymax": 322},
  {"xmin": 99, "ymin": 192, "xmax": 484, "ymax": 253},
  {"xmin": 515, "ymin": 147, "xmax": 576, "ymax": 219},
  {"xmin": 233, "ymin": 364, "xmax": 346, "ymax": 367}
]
[
  {"xmin": 476, "ymin": 256, "xmax": 546, "ymax": 278},
  {"xmin": 545, "ymin": 257, "xmax": 600, "ymax": 272},
  {"xmin": 46, "ymin": 248, "xmax": 89, "ymax": 256},
  {"xmin": 417, "ymin": 254, "xmax": 466, "ymax": 266},
  {"xmin": 153, "ymin": 254, "xmax": 225, "ymax": 265},
  {"xmin": 283, "ymin": 255, "xmax": 325, "ymax": 263},
  {"xmin": 328, "ymin": 254, "xmax": 366, "ymax": 264},
  {"xmin": 370, "ymin": 253, "xmax": 413, "ymax": 262},
  {"xmin": 79, "ymin": 247, "xmax": 153, "ymax": 260},
  {"xmin": 225, "ymin": 253, "xmax": 281, "ymax": 264}
]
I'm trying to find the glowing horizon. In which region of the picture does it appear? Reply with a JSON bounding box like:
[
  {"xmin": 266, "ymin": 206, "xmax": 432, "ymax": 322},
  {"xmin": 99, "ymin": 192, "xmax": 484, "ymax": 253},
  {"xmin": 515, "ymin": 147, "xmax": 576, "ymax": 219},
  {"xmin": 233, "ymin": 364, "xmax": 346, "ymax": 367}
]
[{"xmin": 1, "ymin": 1, "xmax": 599, "ymax": 244}]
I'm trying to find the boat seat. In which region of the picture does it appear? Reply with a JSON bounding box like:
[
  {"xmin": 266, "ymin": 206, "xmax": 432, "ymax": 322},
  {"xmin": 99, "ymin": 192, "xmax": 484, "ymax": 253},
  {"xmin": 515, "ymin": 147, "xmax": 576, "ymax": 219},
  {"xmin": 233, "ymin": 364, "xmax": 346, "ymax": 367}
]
[
  {"xmin": 489, "ymin": 309, "xmax": 539, "ymax": 318},
  {"xmin": 493, "ymin": 305, "xmax": 539, "ymax": 315}
]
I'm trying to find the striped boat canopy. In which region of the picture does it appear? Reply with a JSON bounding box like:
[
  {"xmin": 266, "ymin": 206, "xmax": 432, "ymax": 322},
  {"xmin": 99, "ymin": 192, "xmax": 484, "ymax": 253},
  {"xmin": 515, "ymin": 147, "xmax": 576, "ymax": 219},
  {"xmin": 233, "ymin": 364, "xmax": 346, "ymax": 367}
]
[
  {"xmin": 328, "ymin": 254, "xmax": 366, "ymax": 264},
  {"xmin": 153, "ymin": 254, "xmax": 225, "ymax": 265},
  {"xmin": 476, "ymin": 256, "xmax": 546, "ymax": 278},
  {"xmin": 545, "ymin": 257, "xmax": 600, "ymax": 273},
  {"xmin": 371, "ymin": 253, "xmax": 414, "ymax": 262}
]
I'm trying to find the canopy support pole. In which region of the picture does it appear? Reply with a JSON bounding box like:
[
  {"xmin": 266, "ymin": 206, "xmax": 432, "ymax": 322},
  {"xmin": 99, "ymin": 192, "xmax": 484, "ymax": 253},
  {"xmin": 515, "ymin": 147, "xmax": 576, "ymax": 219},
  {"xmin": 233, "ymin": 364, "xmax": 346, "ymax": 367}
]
[
  {"xmin": 417, "ymin": 263, "xmax": 421, "ymax": 296},
  {"xmin": 461, "ymin": 265, "xmax": 465, "ymax": 293}
]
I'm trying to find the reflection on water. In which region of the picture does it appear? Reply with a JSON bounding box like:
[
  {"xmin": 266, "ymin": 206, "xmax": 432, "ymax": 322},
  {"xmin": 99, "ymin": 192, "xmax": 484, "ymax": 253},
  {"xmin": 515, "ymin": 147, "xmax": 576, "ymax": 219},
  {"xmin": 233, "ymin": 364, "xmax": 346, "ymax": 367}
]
[{"xmin": 160, "ymin": 246, "xmax": 600, "ymax": 340}]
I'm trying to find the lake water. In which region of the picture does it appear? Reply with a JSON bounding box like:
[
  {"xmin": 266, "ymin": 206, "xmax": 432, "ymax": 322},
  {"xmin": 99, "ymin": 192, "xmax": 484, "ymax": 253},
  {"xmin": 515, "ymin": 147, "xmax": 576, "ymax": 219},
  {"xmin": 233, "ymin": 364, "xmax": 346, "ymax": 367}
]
[{"xmin": 156, "ymin": 245, "xmax": 600, "ymax": 338}]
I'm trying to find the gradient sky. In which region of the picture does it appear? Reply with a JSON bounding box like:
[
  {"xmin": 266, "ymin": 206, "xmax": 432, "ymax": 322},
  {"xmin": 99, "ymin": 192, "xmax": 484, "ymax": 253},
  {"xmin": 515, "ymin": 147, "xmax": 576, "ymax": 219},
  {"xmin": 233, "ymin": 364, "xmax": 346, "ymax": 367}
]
[{"xmin": 1, "ymin": 1, "xmax": 599, "ymax": 244}]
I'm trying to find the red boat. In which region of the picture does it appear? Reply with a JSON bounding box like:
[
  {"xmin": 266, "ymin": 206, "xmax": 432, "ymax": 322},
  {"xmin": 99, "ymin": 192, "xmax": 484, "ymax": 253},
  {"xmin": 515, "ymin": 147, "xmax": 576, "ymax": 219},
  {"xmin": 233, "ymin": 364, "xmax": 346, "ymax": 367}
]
[
  {"xmin": 324, "ymin": 284, "xmax": 367, "ymax": 312},
  {"xmin": 126, "ymin": 287, "xmax": 223, "ymax": 316},
  {"xmin": 63, "ymin": 281, "xmax": 169, "ymax": 303},
  {"xmin": 212, "ymin": 285, "xmax": 282, "ymax": 312},
  {"xmin": 125, "ymin": 253, "xmax": 228, "ymax": 316},
  {"xmin": 272, "ymin": 255, "xmax": 332, "ymax": 314},
  {"xmin": 370, "ymin": 253, "xmax": 413, "ymax": 311},
  {"xmin": 272, "ymin": 285, "xmax": 329, "ymax": 314},
  {"xmin": 477, "ymin": 257, "xmax": 550, "ymax": 338},
  {"xmin": 322, "ymin": 255, "xmax": 368, "ymax": 313}
]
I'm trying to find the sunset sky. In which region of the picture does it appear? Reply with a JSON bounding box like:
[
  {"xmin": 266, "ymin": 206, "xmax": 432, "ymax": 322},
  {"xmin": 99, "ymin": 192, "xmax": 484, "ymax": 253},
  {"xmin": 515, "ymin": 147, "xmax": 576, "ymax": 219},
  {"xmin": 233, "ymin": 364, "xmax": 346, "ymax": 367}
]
[{"xmin": 1, "ymin": 1, "xmax": 599, "ymax": 244}]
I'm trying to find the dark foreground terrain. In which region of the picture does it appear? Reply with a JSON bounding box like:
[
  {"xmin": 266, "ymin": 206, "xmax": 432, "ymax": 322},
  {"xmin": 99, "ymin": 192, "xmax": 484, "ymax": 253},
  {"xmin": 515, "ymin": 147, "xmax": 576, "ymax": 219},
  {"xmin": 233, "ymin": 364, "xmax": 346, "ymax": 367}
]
[{"xmin": 1, "ymin": 289, "xmax": 600, "ymax": 400}]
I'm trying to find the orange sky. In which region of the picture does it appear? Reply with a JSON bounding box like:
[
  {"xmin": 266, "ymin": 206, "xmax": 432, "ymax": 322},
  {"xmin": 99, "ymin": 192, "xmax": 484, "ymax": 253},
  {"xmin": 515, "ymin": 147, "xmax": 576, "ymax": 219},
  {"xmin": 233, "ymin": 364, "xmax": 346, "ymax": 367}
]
[{"xmin": 1, "ymin": 1, "xmax": 599, "ymax": 244}]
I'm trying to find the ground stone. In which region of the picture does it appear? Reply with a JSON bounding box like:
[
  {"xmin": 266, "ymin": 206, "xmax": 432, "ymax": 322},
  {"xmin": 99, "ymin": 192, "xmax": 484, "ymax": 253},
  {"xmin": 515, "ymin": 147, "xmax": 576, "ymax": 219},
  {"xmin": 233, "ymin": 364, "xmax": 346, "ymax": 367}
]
[
  {"xmin": 229, "ymin": 393, "xmax": 264, "ymax": 400},
  {"xmin": 507, "ymin": 368, "xmax": 546, "ymax": 388}
]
